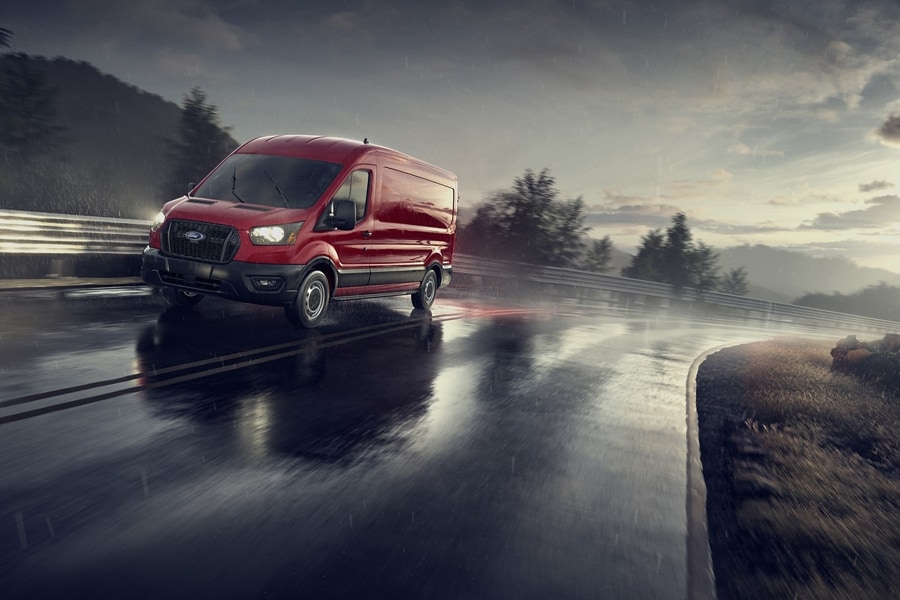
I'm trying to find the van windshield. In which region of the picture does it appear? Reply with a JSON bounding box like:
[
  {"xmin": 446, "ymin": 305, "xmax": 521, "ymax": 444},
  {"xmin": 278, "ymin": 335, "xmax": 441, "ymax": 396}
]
[{"xmin": 193, "ymin": 154, "xmax": 343, "ymax": 209}]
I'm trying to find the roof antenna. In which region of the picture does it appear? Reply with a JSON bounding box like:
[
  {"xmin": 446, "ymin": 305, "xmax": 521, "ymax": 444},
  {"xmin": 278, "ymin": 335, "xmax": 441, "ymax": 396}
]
[{"xmin": 363, "ymin": 138, "xmax": 369, "ymax": 144}]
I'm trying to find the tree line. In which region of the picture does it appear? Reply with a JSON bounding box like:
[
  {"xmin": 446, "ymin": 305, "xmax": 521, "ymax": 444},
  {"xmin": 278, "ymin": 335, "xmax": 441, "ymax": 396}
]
[
  {"xmin": 621, "ymin": 212, "xmax": 749, "ymax": 296},
  {"xmin": 459, "ymin": 171, "xmax": 749, "ymax": 296},
  {"xmin": 458, "ymin": 168, "xmax": 613, "ymax": 273}
]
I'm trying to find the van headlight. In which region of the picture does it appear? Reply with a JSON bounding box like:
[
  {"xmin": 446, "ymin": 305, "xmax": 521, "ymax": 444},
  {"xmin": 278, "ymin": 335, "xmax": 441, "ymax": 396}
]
[
  {"xmin": 151, "ymin": 211, "xmax": 166, "ymax": 232},
  {"xmin": 249, "ymin": 222, "xmax": 303, "ymax": 245}
]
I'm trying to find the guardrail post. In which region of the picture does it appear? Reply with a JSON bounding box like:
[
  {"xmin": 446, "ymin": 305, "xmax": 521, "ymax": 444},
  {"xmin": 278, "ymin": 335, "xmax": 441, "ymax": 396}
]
[{"xmin": 48, "ymin": 256, "xmax": 75, "ymax": 277}]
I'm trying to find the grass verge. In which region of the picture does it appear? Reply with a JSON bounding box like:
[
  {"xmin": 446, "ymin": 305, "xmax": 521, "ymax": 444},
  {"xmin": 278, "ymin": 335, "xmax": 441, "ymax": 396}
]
[{"xmin": 696, "ymin": 338, "xmax": 899, "ymax": 600}]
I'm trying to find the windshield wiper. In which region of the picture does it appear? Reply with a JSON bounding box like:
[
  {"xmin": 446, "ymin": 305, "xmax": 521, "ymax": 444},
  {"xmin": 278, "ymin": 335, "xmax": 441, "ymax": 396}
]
[
  {"xmin": 264, "ymin": 170, "xmax": 291, "ymax": 208},
  {"xmin": 231, "ymin": 166, "xmax": 245, "ymax": 203}
]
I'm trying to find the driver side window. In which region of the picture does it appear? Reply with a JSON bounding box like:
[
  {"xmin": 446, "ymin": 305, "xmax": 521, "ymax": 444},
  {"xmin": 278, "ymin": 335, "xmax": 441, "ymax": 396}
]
[{"xmin": 316, "ymin": 170, "xmax": 371, "ymax": 229}]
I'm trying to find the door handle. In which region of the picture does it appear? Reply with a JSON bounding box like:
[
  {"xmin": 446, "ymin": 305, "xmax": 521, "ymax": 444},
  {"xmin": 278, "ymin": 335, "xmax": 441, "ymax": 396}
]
[{"xmin": 362, "ymin": 230, "xmax": 372, "ymax": 238}]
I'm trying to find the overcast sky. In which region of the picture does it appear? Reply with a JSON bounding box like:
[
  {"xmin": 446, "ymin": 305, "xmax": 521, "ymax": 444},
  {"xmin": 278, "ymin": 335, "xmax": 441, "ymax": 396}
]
[{"xmin": 5, "ymin": 0, "xmax": 900, "ymax": 270}]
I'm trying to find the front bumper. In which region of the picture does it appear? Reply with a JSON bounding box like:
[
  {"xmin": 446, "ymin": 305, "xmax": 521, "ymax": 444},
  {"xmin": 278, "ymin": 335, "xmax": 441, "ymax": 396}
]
[{"xmin": 141, "ymin": 247, "xmax": 303, "ymax": 306}]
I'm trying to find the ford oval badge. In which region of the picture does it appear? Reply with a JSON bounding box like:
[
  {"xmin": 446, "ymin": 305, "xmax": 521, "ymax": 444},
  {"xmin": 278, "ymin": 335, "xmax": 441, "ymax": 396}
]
[{"xmin": 184, "ymin": 230, "xmax": 206, "ymax": 242}]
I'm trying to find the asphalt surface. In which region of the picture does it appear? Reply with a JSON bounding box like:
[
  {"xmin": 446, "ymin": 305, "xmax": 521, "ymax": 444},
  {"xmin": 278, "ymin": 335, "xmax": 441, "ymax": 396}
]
[{"xmin": 0, "ymin": 288, "xmax": 848, "ymax": 599}]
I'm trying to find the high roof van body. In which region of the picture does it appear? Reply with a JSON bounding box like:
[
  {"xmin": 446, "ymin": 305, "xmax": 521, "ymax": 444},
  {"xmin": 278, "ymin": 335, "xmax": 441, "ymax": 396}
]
[{"xmin": 141, "ymin": 135, "xmax": 457, "ymax": 326}]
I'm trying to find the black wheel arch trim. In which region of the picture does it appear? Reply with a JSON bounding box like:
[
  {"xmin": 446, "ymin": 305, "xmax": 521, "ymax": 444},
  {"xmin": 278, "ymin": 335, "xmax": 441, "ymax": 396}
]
[
  {"xmin": 301, "ymin": 257, "xmax": 339, "ymax": 292},
  {"xmin": 426, "ymin": 260, "xmax": 446, "ymax": 287}
]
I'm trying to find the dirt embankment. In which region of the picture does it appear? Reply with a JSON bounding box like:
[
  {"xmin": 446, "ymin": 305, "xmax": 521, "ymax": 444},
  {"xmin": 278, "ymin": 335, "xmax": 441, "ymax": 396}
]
[{"xmin": 696, "ymin": 337, "xmax": 899, "ymax": 600}]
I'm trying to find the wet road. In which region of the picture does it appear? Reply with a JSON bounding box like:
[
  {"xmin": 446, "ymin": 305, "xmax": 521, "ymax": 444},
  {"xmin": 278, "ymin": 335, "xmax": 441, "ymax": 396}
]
[{"xmin": 0, "ymin": 289, "xmax": 846, "ymax": 599}]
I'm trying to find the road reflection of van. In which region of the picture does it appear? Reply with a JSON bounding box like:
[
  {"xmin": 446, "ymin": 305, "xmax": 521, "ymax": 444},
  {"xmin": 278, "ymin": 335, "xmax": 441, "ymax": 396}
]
[
  {"xmin": 141, "ymin": 136, "xmax": 457, "ymax": 327},
  {"xmin": 135, "ymin": 303, "xmax": 443, "ymax": 464}
]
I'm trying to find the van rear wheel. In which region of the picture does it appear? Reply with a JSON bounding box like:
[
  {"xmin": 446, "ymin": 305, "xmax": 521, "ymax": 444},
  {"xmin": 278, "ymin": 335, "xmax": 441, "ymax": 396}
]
[
  {"xmin": 286, "ymin": 270, "xmax": 330, "ymax": 327},
  {"xmin": 412, "ymin": 269, "xmax": 437, "ymax": 310}
]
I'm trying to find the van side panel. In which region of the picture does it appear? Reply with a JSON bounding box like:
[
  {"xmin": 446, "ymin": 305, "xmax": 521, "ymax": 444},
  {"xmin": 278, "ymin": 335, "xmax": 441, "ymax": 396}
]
[
  {"xmin": 378, "ymin": 167, "xmax": 455, "ymax": 230},
  {"xmin": 367, "ymin": 159, "xmax": 456, "ymax": 287}
]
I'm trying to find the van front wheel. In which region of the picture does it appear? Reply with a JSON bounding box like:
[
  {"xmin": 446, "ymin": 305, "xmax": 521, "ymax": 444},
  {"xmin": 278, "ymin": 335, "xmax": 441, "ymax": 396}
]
[
  {"xmin": 412, "ymin": 269, "xmax": 437, "ymax": 310},
  {"xmin": 163, "ymin": 287, "xmax": 204, "ymax": 307},
  {"xmin": 286, "ymin": 270, "xmax": 330, "ymax": 327}
]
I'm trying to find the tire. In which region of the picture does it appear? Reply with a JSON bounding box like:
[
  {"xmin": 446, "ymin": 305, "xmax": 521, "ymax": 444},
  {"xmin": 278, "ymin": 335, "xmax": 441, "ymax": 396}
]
[
  {"xmin": 163, "ymin": 287, "xmax": 204, "ymax": 307},
  {"xmin": 411, "ymin": 269, "xmax": 438, "ymax": 310},
  {"xmin": 285, "ymin": 270, "xmax": 330, "ymax": 327}
]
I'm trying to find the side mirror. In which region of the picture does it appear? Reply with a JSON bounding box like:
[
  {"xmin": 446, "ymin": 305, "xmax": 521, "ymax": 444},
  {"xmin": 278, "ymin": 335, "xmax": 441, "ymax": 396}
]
[{"xmin": 333, "ymin": 200, "xmax": 356, "ymax": 230}]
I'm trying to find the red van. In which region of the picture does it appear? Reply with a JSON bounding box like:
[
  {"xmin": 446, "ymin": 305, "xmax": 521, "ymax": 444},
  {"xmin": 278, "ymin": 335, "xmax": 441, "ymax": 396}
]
[{"xmin": 141, "ymin": 135, "xmax": 457, "ymax": 327}]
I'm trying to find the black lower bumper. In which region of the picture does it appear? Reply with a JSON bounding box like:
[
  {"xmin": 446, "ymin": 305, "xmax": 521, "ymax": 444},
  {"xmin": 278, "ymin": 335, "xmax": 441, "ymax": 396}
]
[
  {"xmin": 140, "ymin": 248, "xmax": 303, "ymax": 306},
  {"xmin": 440, "ymin": 264, "xmax": 453, "ymax": 288}
]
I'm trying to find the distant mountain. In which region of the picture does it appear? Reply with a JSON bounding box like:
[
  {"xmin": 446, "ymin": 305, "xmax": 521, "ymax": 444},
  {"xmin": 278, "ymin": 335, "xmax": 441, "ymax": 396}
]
[
  {"xmin": 608, "ymin": 246, "xmax": 633, "ymax": 274},
  {"xmin": 717, "ymin": 244, "xmax": 900, "ymax": 302},
  {"xmin": 0, "ymin": 54, "xmax": 236, "ymax": 219}
]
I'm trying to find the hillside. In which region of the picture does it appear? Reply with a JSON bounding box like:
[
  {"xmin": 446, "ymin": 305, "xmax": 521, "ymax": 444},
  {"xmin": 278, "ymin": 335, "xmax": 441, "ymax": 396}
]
[
  {"xmin": 718, "ymin": 245, "xmax": 900, "ymax": 303},
  {"xmin": 0, "ymin": 54, "xmax": 236, "ymax": 219}
]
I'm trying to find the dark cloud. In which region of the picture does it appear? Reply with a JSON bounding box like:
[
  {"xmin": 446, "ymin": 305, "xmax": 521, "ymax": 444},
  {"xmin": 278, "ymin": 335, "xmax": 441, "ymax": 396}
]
[
  {"xmin": 877, "ymin": 114, "xmax": 900, "ymax": 146},
  {"xmin": 859, "ymin": 179, "xmax": 894, "ymax": 192},
  {"xmin": 801, "ymin": 195, "xmax": 900, "ymax": 230}
]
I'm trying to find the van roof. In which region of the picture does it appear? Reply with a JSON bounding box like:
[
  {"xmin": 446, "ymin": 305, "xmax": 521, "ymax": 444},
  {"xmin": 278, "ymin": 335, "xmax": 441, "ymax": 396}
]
[
  {"xmin": 234, "ymin": 135, "xmax": 456, "ymax": 184},
  {"xmin": 236, "ymin": 135, "xmax": 368, "ymax": 163}
]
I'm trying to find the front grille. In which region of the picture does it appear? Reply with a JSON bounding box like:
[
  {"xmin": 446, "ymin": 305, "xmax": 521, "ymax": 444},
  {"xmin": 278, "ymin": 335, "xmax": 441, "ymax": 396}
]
[{"xmin": 162, "ymin": 219, "xmax": 239, "ymax": 263}]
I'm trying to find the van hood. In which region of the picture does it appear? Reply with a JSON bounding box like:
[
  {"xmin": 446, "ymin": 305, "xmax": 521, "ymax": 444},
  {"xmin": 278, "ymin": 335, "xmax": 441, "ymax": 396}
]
[{"xmin": 163, "ymin": 197, "xmax": 314, "ymax": 228}]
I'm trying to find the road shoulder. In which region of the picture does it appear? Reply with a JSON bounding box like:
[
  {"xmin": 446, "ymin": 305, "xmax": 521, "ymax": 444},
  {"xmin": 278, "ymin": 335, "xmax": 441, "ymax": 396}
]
[{"xmin": 695, "ymin": 338, "xmax": 899, "ymax": 600}]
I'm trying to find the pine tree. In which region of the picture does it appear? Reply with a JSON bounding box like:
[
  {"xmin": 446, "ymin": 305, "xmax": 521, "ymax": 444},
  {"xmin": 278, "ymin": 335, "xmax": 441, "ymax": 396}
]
[
  {"xmin": 690, "ymin": 241, "xmax": 720, "ymax": 294},
  {"xmin": 622, "ymin": 229, "xmax": 665, "ymax": 280},
  {"xmin": 584, "ymin": 236, "xmax": 613, "ymax": 273},
  {"xmin": 550, "ymin": 196, "xmax": 588, "ymax": 266},
  {"xmin": 663, "ymin": 212, "xmax": 693, "ymax": 293},
  {"xmin": 0, "ymin": 53, "xmax": 65, "ymax": 160},
  {"xmin": 720, "ymin": 267, "xmax": 749, "ymax": 296},
  {"xmin": 166, "ymin": 87, "xmax": 235, "ymax": 198}
]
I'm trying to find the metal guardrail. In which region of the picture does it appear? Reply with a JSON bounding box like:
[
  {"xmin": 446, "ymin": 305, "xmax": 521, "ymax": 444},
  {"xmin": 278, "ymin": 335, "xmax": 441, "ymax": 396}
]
[
  {"xmin": 452, "ymin": 255, "xmax": 900, "ymax": 332},
  {"xmin": 454, "ymin": 254, "xmax": 675, "ymax": 297},
  {"xmin": 2, "ymin": 209, "xmax": 899, "ymax": 332},
  {"xmin": 0, "ymin": 209, "xmax": 151, "ymax": 255}
]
